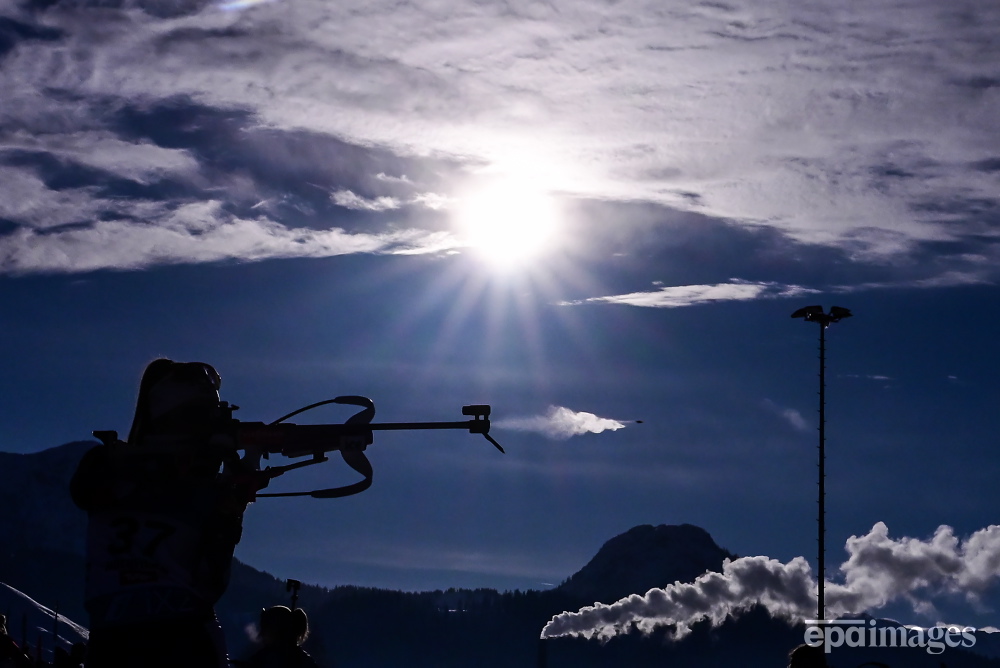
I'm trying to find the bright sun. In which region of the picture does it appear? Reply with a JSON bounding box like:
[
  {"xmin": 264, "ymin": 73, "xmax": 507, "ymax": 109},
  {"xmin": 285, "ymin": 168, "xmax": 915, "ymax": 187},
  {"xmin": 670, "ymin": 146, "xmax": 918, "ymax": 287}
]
[{"xmin": 453, "ymin": 178, "xmax": 561, "ymax": 268}]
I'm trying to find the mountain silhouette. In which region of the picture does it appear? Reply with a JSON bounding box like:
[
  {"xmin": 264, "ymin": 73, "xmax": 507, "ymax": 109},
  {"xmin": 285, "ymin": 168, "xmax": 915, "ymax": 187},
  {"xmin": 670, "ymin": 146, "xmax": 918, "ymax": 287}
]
[
  {"xmin": 557, "ymin": 523, "xmax": 736, "ymax": 604},
  {"xmin": 0, "ymin": 441, "xmax": 92, "ymax": 555},
  {"xmin": 1, "ymin": 442, "xmax": 754, "ymax": 664},
  {"xmin": 4, "ymin": 443, "xmax": 1000, "ymax": 667}
]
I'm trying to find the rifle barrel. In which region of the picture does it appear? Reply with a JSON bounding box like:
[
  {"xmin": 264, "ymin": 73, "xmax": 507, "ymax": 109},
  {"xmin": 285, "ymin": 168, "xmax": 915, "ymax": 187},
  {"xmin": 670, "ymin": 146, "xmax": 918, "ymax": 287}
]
[
  {"xmin": 369, "ymin": 420, "xmax": 482, "ymax": 431},
  {"xmin": 238, "ymin": 419, "xmax": 490, "ymax": 458}
]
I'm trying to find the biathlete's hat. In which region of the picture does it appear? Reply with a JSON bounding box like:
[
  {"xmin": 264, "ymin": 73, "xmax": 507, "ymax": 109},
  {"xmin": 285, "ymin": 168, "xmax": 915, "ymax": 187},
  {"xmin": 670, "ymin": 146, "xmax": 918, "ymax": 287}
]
[{"xmin": 147, "ymin": 362, "xmax": 221, "ymax": 424}]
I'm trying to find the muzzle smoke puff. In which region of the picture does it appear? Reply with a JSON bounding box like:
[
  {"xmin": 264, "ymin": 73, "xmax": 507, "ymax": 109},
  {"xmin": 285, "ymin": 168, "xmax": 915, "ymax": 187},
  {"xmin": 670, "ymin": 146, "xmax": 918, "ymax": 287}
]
[{"xmin": 494, "ymin": 406, "xmax": 627, "ymax": 439}]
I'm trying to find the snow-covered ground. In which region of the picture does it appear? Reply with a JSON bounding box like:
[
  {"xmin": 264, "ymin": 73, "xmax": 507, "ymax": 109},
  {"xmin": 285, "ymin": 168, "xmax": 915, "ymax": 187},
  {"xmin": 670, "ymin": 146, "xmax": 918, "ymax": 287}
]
[{"xmin": 0, "ymin": 582, "xmax": 89, "ymax": 662}]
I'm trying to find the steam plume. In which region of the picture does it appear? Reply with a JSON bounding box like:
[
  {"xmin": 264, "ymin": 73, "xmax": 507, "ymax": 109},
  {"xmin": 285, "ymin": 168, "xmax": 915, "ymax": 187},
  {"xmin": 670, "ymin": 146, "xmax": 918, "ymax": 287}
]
[
  {"xmin": 494, "ymin": 406, "xmax": 627, "ymax": 439},
  {"xmin": 541, "ymin": 522, "xmax": 1000, "ymax": 640}
]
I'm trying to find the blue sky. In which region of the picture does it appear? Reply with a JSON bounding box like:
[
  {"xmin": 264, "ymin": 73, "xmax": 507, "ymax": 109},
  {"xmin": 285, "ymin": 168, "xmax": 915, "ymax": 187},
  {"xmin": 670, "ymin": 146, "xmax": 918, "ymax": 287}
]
[{"xmin": 1, "ymin": 0, "xmax": 999, "ymax": 629}]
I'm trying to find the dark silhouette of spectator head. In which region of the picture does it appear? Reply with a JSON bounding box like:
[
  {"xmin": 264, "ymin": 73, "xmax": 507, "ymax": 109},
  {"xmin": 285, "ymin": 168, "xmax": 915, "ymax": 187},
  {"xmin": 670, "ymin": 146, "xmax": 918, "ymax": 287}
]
[
  {"xmin": 128, "ymin": 359, "xmax": 222, "ymax": 442},
  {"xmin": 245, "ymin": 605, "xmax": 319, "ymax": 668},
  {"xmin": 53, "ymin": 646, "xmax": 70, "ymax": 667},
  {"xmin": 70, "ymin": 642, "xmax": 87, "ymax": 666},
  {"xmin": 788, "ymin": 643, "xmax": 827, "ymax": 668},
  {"xmin": 52, "ymin": 642, "xmax": 88, "ymax": 668},
  {"xmin": 259, "ymin": 606, "xmax": 310, "ymax": 648}
]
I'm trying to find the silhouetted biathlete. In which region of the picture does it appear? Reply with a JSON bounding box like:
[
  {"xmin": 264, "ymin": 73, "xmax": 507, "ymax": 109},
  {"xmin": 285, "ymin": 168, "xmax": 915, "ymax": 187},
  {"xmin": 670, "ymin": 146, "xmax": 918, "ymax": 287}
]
[
  {"xmin": 71, "ymin": 359, "xmax": 270, "ymax": 668},
  {"xmin": 243, "ymin": 606, "xmax": 320, "ymax": 668}
]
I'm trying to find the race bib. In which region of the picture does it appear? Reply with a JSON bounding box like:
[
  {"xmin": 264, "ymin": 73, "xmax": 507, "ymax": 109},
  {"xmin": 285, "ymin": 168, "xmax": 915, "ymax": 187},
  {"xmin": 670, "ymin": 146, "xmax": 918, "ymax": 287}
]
[{"xmin": 87, "ymin": 511, "xmax": 201, "ymax": 597}]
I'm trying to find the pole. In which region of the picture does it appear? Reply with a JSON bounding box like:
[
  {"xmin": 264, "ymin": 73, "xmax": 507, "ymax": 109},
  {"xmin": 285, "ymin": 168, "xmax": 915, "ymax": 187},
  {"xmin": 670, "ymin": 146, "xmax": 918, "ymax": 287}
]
[
  {"xmin": 817, "ymin": 323, "xmax": 826, "ymax": 621},
  {"xmin": 287, "ymin": 579, "xmax": 301, "ymax": 611},
  {"xmin": 53, "ymin": 600, "xmax": 60, "ymax": 656},
  {"xmin": 791, "ymin": 305, "xmax": 851, "ymax": 623}
]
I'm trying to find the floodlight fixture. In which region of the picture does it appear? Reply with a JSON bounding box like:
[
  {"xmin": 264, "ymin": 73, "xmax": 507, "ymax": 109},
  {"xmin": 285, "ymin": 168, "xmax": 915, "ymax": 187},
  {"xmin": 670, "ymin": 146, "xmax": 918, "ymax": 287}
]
[
  {"xmin": 792, "ymin": 305, "xmax": 852, "ymax": 328},
  {"xmin": 829, "ymin": 306, "xmax": 853, "ymax": 320},
  {"xmin": 791, "ymin": 305, "xmax": 852, "ymax": 622},
  {"xmin": 791, "ymin": 305, "xmax": 824, "ymax": 319}
]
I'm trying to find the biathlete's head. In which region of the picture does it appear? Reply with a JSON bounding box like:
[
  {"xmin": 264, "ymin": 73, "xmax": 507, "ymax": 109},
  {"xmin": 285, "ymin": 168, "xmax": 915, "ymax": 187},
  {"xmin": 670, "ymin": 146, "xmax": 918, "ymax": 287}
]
[
  {"xmin": 128, "ymin": 358, "xmax": 223, "ymax": 443},
  {"xmin": 259, "ymin": 605, "xmax": 310, "ymax": 647}
]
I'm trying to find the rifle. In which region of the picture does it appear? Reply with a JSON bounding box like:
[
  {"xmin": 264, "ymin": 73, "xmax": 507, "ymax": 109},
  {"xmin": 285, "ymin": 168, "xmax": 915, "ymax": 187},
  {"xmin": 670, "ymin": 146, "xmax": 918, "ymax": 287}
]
[{"xmin": 93, "ymin": 396, "xmax": 504, "ymax": 499}]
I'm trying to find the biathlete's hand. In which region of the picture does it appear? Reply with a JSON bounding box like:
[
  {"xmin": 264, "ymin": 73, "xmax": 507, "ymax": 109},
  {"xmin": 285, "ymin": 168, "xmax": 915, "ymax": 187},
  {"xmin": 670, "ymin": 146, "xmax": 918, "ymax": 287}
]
[{"xmin": 229, "ymin": 470, "xmax": 272, "ymax": 504}]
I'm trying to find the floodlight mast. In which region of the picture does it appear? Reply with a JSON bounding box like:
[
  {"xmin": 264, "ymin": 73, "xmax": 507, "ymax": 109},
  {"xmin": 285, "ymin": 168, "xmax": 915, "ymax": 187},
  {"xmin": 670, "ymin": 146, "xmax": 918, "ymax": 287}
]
[{"xmin": 791, "ymin": 305, "xmax": 852, "ymax": 621}]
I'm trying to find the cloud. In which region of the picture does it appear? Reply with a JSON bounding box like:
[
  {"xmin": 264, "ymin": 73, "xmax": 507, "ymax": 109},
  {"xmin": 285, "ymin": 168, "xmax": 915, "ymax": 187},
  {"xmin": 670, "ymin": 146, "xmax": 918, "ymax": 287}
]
[
  {"xmin": 332, "ymin": 189, "xmax": 402, "ymax": 211},
  {"xmin": 761, "ymin": 399, "xmax": 811, "ymax": 432},
  {"xmin": 542, "ymin": 522, "xmax": 1000, "ymax": 640},
  {"xmin": 561, "ymin": 279, "xmax": 818, "ymax": 308},
  {"xmin": 494, "ymin": 406, "xmax": 627, "ymax": 439},
  {"xmin": 831, "ymin": 523, "xmax": 1000, "ymax": 613},
  {"xmin": 375, "ymin": 172, "xmax": 412, "ymax": 185},
  {"xmin": 331, "ymin": 188, "xmax": 453, "ymax": 212},
  {"xmin": 0, "ymin": 165, "xmax": 111, "ymax": 230},
  {"xmin": 564, "ymin": 269, "xmax": 998, "ymax": 309},
  {"xmin": 2, "ymin": 0, "xmax": 999, "ymax": 273},
  {"xmin": 840, "ymin": 271, "xmax": 996, "ymax": 292},
  {"xmin": 776, "ymin": 407, "xmax": 810, "ymax": 432},
  {"xmin": 410, "ymin": 192, "xmax": 453, "ymax": 210},
  {"xmin": 217, "ymin": 0, "xmax": 279, "ymax": 11},
  {"xmin": 0, "ymin": 201, "xmax": 461, "ymax": 274},
  {"xmin": 779, "ymin": 409, "xmax": 809, "ymax": 432},
  {"xmin": 0, "ymin": 88, "xmax": 477, "ymax": 274},
  {"xmin": 3, "ymin": 130, "xmax": 199, "ymax": 184}
]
